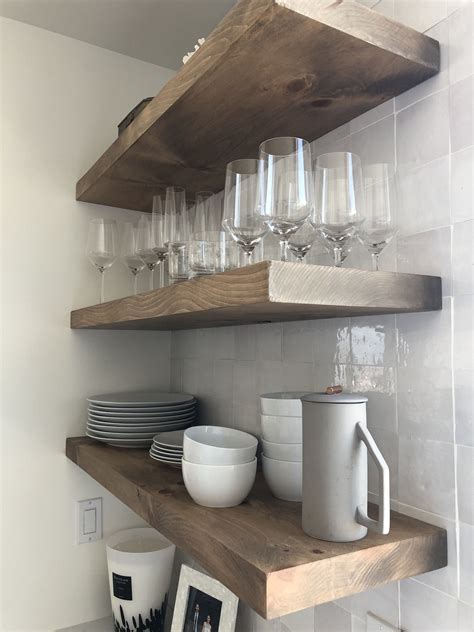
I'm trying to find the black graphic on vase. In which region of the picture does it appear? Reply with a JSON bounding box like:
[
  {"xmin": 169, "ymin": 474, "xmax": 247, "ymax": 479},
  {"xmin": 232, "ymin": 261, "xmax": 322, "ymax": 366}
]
[{"xmin": 113, "ymin": 595, "xmax": 168, "ymax": 632}]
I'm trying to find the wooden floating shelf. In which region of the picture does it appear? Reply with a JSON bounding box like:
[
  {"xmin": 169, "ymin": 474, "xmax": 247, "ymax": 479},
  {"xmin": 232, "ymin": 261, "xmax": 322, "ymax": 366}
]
[
  {"xmin": 76, "ymin": 0, "xmax": 440, "ymax": 212},
  {"xmin": 71, "ymin": 261, "xmax": 442, "ymax": 331},
  {"xmin": 66, "ymin": 437, "xmax": 447, "ymax": 619}
]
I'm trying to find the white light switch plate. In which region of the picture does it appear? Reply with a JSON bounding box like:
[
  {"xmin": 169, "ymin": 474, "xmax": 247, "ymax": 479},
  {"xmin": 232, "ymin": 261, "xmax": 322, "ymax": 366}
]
[
  {"xmin": 76, "ymin": 497, "xmax": 102, "ymax": 544},
  {"xmin": 367, "ymin": 613, "xmax": 401, "ymax": 632}
]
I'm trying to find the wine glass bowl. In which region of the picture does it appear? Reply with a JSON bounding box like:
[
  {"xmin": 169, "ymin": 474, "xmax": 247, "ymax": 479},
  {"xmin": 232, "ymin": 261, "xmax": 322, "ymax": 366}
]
[
  {"xmin": 258, "ymin": 137, "xmax": 313, "ymax": 261},
  {"xmin": 311, "ymin": 152, "xmax": 364, "ymax": 267},
  {"xmin": 120, "ymin": 222, "xmax": 145, "ymax": 294},
  {"xmin": 136, "ymin": 214, "xmax": 159, "ymax": 290},
  {"xmin": 86, "ymin": 218, "xmax": 117, "ymax": 303}
]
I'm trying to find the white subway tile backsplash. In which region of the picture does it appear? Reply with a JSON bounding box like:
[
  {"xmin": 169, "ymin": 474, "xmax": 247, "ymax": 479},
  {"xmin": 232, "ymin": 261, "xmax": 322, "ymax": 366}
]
[
  {"xmin": 452, "ymin": 220, "xmax": 474, "ymax": 295},
  {"xmin": 281, "ymin": 362, "xmax": 315, "ymax": 391},
  {"xmin": 235, "ymin": 324, "xmax": 257, "ymax": 361},
  {"xmin": 450, "ymin": 76, "xmax": 474, "ymax": 153},
  {"xmin": 399, "ymin": 435, "xmax": 456, "ymax": 518},
  {"xmin": 349, "ymin": 115, "xmax": 396, "ymax": 166},
  {"xmin": 349, "ymin": 99, "xmax": 394, "ymax": 135},
  {"xmin": 397, "ymin": 157, "xmax": 450, "ymax": 235},
  {"xmin": 448, "ymin": 4, "xmax": 474, "ymax": 85},
  {"xmin": 280, "ymin": 607, "xmax": 315, "ymax": 632},
  {"xmin": 368, "ymin": 426, "xmax": 399, "ymax": 500},
  {"xmin": 451, "ymin": 146, "xmax": 474, "ymax": 223},
  {"xmin": 453, "ymin": 294, "xmax": 474, "ymax": 372},
  {"xmin": 400, "ymin": 579, "xmax": 459, "ymax": 631},
  {"xmin": 395, "ymin": 0, "xmax": 448, "ymax": 32},
  {"xmin": 314, "ymin": 603, "xmax": 352, "ymax": 632},
  {"xmin": 455, "ymin": 369, "xmax": 474, "ymax": 446},
  {"xmin": 350, "ymin": 315, "xmax": 397, "ymax": 366},
  {"xmin": 459, "ymin": 522, "xmax": 474, "ymax": 605},
  {"xmin": 256, "ymin": 323, "xmax": 282, "ymax": 361},
  {"xmin": 458, "ymin": 601, "xmax": 474, "ymax": 632},
  {"xmin": 282, "ymin": 321, "xmax": 316, "ymax": 363},
  {"xmin": 313, "ymin": 319, "xmax": 351, "ymax": 365},
  {"xmin": 233, "ymin": 360, "xmax": 258, "ymax": 405},
  {"xmin": 396, "ymin": 90, "xmax": 450, "ymax": 169},
  {"xmin": 457, "ymin": 445, "xmax": 474, "ymax": 524},
  {"xmin": 343, "ymin": 583, "xmax": 399, "ymax": 628}
]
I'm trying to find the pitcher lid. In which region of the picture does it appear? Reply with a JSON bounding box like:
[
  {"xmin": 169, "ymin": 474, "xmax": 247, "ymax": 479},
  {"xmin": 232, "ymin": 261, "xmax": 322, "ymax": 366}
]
[{"xmin": 302, "ymin": 392, "xmax": 368, "ymax": 404}]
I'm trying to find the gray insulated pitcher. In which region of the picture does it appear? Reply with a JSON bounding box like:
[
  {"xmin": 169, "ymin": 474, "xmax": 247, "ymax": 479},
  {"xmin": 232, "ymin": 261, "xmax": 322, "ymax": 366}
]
[{"xmin": 301, "ymin": 393, "xmax": 390, "ymax": 542}]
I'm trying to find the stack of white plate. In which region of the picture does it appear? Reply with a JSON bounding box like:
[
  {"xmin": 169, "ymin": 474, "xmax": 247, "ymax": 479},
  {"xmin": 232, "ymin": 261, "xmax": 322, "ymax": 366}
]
[
  {"xmin": 86, "ymin": 391, "xmax": 197, "ymax": 448},
  {"xmin": 149, "ymin": 430, "xmax": 185, "ymax": 468}
]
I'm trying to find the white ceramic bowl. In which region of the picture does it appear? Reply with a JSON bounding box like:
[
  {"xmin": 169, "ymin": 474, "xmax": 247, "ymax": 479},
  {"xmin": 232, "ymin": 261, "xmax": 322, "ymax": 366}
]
[
  {"xmin": 262, "ymin": 455, "xmax": 302, "ymax": 502},
  {"xmin": 262, "ymin": 439, "xmax": 302, "ymax": 462},
  {"xmin": 183, "ymin": 426, "xmax": 257, "ymax": 465},
  {"xmin": 182, "ymin": 458, "xmax": 257, "ymax": 508},
  {"xmin": 261, "ymin": 414, "xmax": 302, "ymax": 443},
  {"xmin": 260, "ymin": 391, "xmax": 310, "ymax": 417}
]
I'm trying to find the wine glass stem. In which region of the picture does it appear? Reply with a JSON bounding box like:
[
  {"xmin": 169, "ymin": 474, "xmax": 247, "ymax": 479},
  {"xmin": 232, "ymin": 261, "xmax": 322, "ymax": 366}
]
[
  {"xmin": 334, "ymin": 247, "xmax": 343, "ymax": 267},
  {"xmin": 160, "ymin": 261, "xmax": 165, "ymax": 288},
  {"xmin": 149, "ymin": 268, "xmax": 154, "ymax": 291},
  {"xmin": 245, "ymin": 250, "xmax": 253, "ymax": 265},
  {"xmin": 372, "ymin": 253, "xmax": 380, "ymax": 271},
  {"xmin": 296, "ymin": 255, "xmax": 304, "ymax": 263},
  {"xmin": 100, "ymin": 269, "xmax": 105, "ymax": 304},
  {"xmin": 279, "ymin": 239, "xmax": 288, "ymax": 262},
  {"xmin": 133, "ymin": 273, "xmax": 138, "ymax": 295}
]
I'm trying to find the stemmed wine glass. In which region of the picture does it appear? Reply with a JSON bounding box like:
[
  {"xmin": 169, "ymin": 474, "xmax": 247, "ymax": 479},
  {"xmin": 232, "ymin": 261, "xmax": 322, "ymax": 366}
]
[
  {"xmin": 120, "ymin": 222, "xmax": 145, "ymax": 294},
  {"xmin": 258, "ymin": 137, "xmax": 313, "ymax": 261},
  {"xmin": 136, "ymin": 214, "xmax": 159, "ymax": 290},
  {"xmin": 151, "ymin": 195, "xmax": 169, "ymax": 288},
  {"xmin": 311, "ymin": 152, "xmax": 364, "ymax": 267},
  {"xmin": 287, "ymin": 220, "xmax": 318, "ymax": 263},
  {"xmin": 86, "ymin": 218, "xmax": 117, "ymax": 303},
  {"xmin": 167, "ymin": 186, "xmax": 190, "ymax": 282},
  {"xmin": 358, "ymin": 163, "xmax": 397, "ymax": 271},
  {"xmin": 222, "ymin": 158, "xmax": 268, "ymax": 264}
]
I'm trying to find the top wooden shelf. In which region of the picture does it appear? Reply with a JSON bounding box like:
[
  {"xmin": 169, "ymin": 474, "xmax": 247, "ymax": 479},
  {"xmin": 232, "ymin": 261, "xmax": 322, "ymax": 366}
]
[
  {"xmin": 66, "ymin": 437, "xmax": 447, "ymax": 619},
  {"xmin": 76, "ymin": 0, "xmax": 440, "ymax": 212}
]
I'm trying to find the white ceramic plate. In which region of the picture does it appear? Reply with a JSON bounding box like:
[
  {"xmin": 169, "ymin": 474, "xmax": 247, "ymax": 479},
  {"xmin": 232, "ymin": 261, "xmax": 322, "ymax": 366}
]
[
  {"xmin": 88, "ymin": 392, "xmax": 195, "ymax": 407},
  {"xmin": 88, "ymin": 411, "xmax": 196, "ymax": 423},
  {"xmin": 88, "ymin": 402, "xmax": 196, "ymax": 414},
  {"xmin": 87, "ymin": 414, "xmax": 196, "ymax": 426},
  {"xmin": 149, "ymin": 453, "xmax": 182, "ymax": 464},
  {"xmin": 152, "ymin": 430, "xmax": 185, "ymax": 448},
  {"xmin": 149, "ymin": 451, "xmax": 182, "ymax": 462},
  {"xmin": 87, "ymin": 421, "xmax": 191, "ymax": 433},
  {"xmin": 150, "ymin": 445, "xmax": 183, "ymax": 456},
  {"xmin": 151, "ymin": 444, "xmax": 183, "ymax": 455},
  {"xmin": 86, "ymin": 432, "xmax": 151, "ymax": 447},
  {"xmin": 87, "ymin": 405, "xmax": 196, "ymax": 418},
  {"xmin": 87, "ymin": 428, "xmax": 157, "ymax": 439}
]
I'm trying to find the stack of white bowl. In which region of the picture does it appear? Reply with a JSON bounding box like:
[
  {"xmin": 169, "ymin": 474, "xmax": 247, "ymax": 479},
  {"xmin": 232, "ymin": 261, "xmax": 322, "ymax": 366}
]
[
  {"xmin": 260, "ymin": 392, "xmax": 310, "ymax": 502},
  {"xmin": 182, "ymin": 426, "xmax": 258, "ymax": 508}
]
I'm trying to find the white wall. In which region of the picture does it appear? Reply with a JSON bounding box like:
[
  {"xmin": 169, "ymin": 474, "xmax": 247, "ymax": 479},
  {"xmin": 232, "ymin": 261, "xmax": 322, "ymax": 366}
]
[
  {"xmin": 170, "ymin": 1, "xmax": 474, "ymax": 631},
  {"xmin": 0, "ymin": 18, "xmax": 174, "ymax": 631}
]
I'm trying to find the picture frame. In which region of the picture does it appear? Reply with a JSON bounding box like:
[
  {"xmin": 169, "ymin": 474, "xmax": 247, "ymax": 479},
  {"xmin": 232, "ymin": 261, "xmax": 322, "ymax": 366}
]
[{"xmin": 170, "ymin": 565, "xmax": 238, "ymax": 632}]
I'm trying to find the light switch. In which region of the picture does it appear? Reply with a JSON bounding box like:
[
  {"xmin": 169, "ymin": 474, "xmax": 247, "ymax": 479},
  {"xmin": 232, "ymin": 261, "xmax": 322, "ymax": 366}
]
[{"xmin": 77, "ymin": 498, "xmax": 102, "ymax": 544}]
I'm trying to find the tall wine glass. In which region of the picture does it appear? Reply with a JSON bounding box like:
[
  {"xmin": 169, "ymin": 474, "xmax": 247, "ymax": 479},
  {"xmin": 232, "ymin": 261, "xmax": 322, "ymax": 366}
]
[
  {"xmin": 136, "ymin": 214, "xmax": 159, "ymax": 290},
  {"xmin": 151, "ymin": 195, "xmax": 169, "ymax": 288},
  {"xmin": 167, "ymin": 186, "xmax": 190, "ymax": 282},
  {"xmin": 86, "ymin": 218, "xmax": 117, "ymax": 303},
  {"xmin": 312, "ymin": 152, "xmax": 364, "ymax": 267},
  {"xmin": 358, "ymin": 163, "xmax": 397, "ymax": 271},
  {"xmin": 258, "ymin": 137, "xmax": 313, "ymax": 261},
  {"xmin": 287, "ymin": 220, "xmax": 318, "ymax": 263},
  {"xmin": 120, "ymin": 222, "xmax": 145, "ymax": 294},
  {"xmin": 222, "ymin": 158, "xmax": 268, "ymax": 264}
]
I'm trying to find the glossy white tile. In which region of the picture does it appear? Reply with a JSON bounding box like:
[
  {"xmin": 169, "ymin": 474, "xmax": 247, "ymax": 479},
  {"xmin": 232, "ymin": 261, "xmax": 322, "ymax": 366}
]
[
  {"xmin": 397, "ymin": 297, "xmax": 452, "ymax": 369},
  {"xmin": 314, "ymin": 603, "xmax": 352, "ymax": 632},
  {"xmin": 400, "ymin": 579, "xmax": 459, "ymax": 631},
  {"xmin": 398, "ymin": 502, "xmax": 458, "ymax": 596},
  {"xmin": 282, "ymin": 321, "xmax": 316, "ymax": 363},
  {"xmin": 451, "ymin": 146, "xmax": 474, "ymax": 223},
  {"xmin": 450, "ymin": 76, "xmax": 474, "ymax": 153},
  {"xmin": 368, "ymin": 426, "xmax": 399, "ymax": 500},
  {"xmin": 344, "ymin": 583, "xmax": 399, "ymax": 628},
  {"xmin": 313, "ymin": 363, "xmax": 352, "ymax": 392},
  {"xmin": 397, "ymin": 157, "xmax": 450, "ymax": 235},
  {"xmin": 352, "ymin": 365, "xmax": 396, "ymax": 396},
  {"xmin": 351, "ymin": 315, "xmax": 397, "ymax": 366},
  {"xmin": 256, "ymin": 323, "xmax": 282, "ymax": 361},
  {"xmin": 455, "ymin": 369, "xmax": 474, "ymax": 446},
  {"xmin": 281, "ymin": 362, "xmax": 315, "ymax": 391},
  {"xmin": 313, "ymin": 319, "xmax": 351, "ymax": 365},
  {"xmin": 396, "ymin": 90, "xmax": 450, "ymax": 170},
  {"xmin": 458, "ymin": 601, "xmax": 474, "ymax": 632},
  {"xmin": 397, "ymin": 367, "xmax": 454, "ymax": 442},
  {"xmin": 212, "ymin": 359, "xmax": 234, "ymax": 401},
  {"xmin": 280, "ymin": 607, "xmax": 315, "ymax": 632},
  {"xmin": 399, "ymin": 435, "xmax": 456, "ymax": 518},
  {"xmin": 349, "ymin": 100, "xmax": 394, "ymax": 134},
  {"xmin": 233, "ymin": 360, "xmax": 258, "ymax": 405},
  {"xmin": 235, "ymin": 324, "xmax": 257, "ymax": 361},
  {"xmin": 457, "ymin": 445, "xmax": 474, "ymax": 524},
  {"xmin": 449, "ymin": 4, "xmax": 474, "ymax": 85},
  {"xmin": 395, "ymin": 0, "xmax": 448, "ymax": 32},
  {"xmin": 453, "ymin": 294, "xmax": 474, "ymax": 371},
  {"xmin": 452, "ymin": 220, "xmax": 474, "ymax": 296},
  {"xmin": 459, "ymin": 522, "xmax": 474, "ymax": 605},
  {"xmin": 349, "ymin": 115, "xmax": 395, "ymax": 166}
]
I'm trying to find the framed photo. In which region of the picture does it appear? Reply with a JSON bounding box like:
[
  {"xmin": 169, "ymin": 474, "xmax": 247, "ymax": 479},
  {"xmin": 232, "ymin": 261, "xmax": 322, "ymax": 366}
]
[{"xmin": 171, "ymin": 565, "xmax": 238, "ymax": 632}]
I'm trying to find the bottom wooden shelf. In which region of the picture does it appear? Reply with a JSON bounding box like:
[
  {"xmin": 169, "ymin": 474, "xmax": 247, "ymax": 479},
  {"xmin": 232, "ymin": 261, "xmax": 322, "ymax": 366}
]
[{"xmin": 66, "ymin": 437, "xmax": 447, "ymax": 619}]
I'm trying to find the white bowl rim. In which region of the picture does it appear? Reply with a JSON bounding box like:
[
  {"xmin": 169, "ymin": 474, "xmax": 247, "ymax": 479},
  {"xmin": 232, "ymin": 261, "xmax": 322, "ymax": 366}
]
[
  {"xmin": 182, "ymin": 456, "xmax": 257, "ymax": 468},
  {"xmin": 261, "ymin": 414, "xmax": 302, "ymax": 421},
  {"xmin": 184, "ymin": 426, "xmax": 258, "ymax": 451},
  {"xmin": 260, "ymin": 391, "xmax": 312, "ymax": 401},
  {"xmin": 262, "ymin": 454, "xmax": 302, "ymax": 465}
]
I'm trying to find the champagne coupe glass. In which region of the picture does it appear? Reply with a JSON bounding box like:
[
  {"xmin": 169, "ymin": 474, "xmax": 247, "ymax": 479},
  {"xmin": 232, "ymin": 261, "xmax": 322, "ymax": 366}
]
[
  {"xmin": 167, "ymin": 186, "xmax": 190, "ymax": 282},
  {"xmin": 312, "ymin": 152, "xmax": 364, "ymax": 267},
  {"xmin": 86, "ymin": 218, "xmax": 117, "ymax": 303},
  {"xmin": 136, "ymin": 214, "xmax": 159, "ymax": 290},
  {"xmin": 120, "ymin": 222, "xmax": 145, "ymax": 294},
  {"xmin": 258, "ymin": 137, "xmax": 313, "ymax": 261},
  {"xmin": 222, "ymin": 158, "xmax": 268, "ymax": 264},
  {"xmin": 287, "ymin": 220, "xmax": 318, "ymax": 263},
  {"xmin": 151, "ymin": 195, "xmax": 169, "ymax": 288},
  {"xmin": 358, "ymin": 163, "xmax": 397, "ymax": 271}
]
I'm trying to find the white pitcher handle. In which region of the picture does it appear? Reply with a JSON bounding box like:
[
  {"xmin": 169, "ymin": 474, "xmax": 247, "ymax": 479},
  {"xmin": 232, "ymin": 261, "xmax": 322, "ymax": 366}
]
[{"xmin": 355, "ymin": 422, "xmax": 390, "ymax": 535}]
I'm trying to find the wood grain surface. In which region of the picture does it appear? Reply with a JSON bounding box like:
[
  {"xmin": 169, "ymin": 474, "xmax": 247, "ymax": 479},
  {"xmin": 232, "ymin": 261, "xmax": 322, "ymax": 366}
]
[
  {"xmin": 76, "ymin": 0, "xmax": 439, "ymax": 212},
  {"xmin": 70, "ymin": 261, "xmax": 442, "ymax": 330},
  {"xmin": 66, "ymin": 437, "xmax": 447, "ymax": 619}
]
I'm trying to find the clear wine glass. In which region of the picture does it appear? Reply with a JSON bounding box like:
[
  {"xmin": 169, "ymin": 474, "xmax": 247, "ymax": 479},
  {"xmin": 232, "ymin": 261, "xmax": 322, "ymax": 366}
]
[
  {"xmin": 86, "ymin": 218, "xmax": 117, "ymax": 303},
  {"xmin": 287, "ymin": 220, "xmax": 318, "ymax": 263},
  {"xmin": 258, "ymin": 137, "xmax": 313, "ymax": 261},
  {"xmin": 167, "ymin": 186, "xmax": 190, "ymax": 282},
  {"xmin": 120, "ymin": 222, "xmax": 145, "ymax": 294},
  {"xmin": 136, "ymin": 214, "xmax": 159, "ymax": 290},
  {"xmin": 312, "ymin": 152, "xmax": 364, "ymax": 267},
  {"xmin": 358, "ymin": 163, "xmax": 398, "ymax": 271},
  {"xmin": 222, "ymin": 158, "xmax": 268, "ymax": 264},
  {"xmin": 193, "ymin": 191, "xmax": 214, "ymax": 234},
  {"xmin": 151, "ymin": 195, "xmax": 169, "ymax": 288}
]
